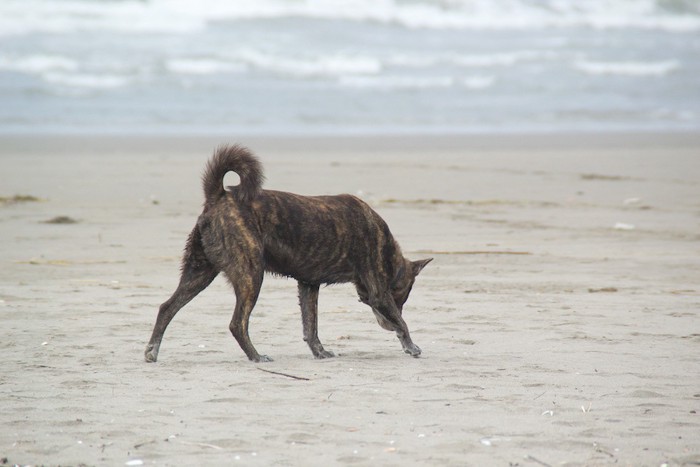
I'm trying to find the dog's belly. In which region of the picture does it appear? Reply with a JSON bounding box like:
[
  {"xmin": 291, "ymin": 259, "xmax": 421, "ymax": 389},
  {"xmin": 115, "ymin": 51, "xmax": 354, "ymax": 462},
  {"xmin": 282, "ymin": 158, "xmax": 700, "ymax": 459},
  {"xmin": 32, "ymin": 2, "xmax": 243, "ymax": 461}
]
[{"xmin": 263, "ymin": 240, "xmax": 357, "ymax": 285}]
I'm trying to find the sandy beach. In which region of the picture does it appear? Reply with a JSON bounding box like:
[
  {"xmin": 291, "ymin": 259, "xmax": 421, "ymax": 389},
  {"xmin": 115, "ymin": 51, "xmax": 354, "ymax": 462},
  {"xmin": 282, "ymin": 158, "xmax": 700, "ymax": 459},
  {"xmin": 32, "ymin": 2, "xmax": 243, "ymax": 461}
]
[{"xmin": 1, "ymin": 132, "xmax": 699, "ymax": 466}]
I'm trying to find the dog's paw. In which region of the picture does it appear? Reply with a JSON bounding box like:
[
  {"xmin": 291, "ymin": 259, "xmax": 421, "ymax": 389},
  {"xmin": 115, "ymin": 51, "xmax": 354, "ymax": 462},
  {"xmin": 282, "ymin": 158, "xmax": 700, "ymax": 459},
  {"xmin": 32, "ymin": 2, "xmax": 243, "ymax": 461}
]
[
  {"xmin": 253, "ymin": 354, "xmax": 274, "ymax": 363},
  {"xmin": 404, "ymin": 343, "xmax": 422, "ymax": 357},
  {"xmin": 144, "ymin": 345, "xmax": 158, "ymax": 363},
  {"xmin": 314, "ymin": 349, "xmax": 335, "ymax": 359}
]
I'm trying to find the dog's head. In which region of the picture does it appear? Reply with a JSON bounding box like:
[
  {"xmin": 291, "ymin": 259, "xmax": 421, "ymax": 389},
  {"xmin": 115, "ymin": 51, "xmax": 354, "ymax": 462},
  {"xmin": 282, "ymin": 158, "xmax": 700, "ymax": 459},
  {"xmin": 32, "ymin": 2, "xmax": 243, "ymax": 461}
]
[{"xmin": 391, "ymin": 257, "xmax": 433, "ymax": 312}]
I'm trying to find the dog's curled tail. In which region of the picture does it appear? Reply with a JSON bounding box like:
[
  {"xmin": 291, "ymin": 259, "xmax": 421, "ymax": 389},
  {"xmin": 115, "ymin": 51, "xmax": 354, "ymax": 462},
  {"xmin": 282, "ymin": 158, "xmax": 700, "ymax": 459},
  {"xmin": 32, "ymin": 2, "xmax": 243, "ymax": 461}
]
[{"xmin": 202, "ymin": 144, "xmax": 264, "ymax": 204}]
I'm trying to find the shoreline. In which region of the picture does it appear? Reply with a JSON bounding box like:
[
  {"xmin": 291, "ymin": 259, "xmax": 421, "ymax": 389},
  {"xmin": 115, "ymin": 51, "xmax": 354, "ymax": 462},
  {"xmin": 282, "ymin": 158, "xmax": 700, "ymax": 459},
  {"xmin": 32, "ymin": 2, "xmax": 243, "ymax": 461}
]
[{"xmin": 2, "ymin": 129, "xmax": 700, "ymax": 156}]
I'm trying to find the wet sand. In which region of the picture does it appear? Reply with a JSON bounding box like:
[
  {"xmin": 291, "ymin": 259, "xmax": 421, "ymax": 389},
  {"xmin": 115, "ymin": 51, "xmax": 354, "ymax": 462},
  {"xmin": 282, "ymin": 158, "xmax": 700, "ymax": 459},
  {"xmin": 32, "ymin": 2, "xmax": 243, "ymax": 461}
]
[{"xmin": 1, "ymin": 133, "xmax": 699, "ymax": 466}]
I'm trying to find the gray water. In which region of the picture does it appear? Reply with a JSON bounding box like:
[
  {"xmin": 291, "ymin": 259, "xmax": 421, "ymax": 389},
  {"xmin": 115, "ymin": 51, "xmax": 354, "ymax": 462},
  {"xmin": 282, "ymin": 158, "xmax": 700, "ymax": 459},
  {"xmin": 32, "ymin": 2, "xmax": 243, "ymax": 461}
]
[{"xmin": 1, "ymin": 0, "xmax": 699, "ymax": 134}]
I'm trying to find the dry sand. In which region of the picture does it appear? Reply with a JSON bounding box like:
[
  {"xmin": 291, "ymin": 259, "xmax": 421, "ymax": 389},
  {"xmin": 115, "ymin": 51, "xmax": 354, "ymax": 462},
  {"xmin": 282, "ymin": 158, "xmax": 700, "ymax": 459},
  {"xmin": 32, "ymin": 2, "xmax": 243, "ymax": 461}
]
[{"xmin": 1, "ymin": 133, "xmax": 699, "ymax": 466}]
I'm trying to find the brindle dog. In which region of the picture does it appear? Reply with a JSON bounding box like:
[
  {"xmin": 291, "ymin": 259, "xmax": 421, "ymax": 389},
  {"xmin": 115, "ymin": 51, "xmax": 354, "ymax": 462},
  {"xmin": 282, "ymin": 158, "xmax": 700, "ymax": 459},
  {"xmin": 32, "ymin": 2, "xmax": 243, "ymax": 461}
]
[{"xmin": 144, "ymin": 145, "xmax": 432, "ymax": 363}]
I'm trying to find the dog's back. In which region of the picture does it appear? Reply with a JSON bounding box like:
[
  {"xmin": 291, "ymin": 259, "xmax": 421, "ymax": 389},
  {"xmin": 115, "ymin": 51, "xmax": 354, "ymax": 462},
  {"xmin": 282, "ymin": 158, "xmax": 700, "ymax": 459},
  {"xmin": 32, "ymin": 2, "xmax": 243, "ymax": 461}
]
[{"xmin": 200, "ymin": 145, "xmax": 403, "ymax": 286}]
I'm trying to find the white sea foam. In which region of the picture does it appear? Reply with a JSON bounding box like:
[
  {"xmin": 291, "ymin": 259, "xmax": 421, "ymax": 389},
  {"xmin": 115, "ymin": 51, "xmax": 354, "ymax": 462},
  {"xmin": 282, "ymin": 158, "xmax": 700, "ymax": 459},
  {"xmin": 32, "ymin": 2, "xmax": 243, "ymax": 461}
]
[
  {"xmin": 573, "ymin": 60, "xmax": 680, "ymax": 76},
  {"xmin": 462, "ymin": 76, "xmax": 496, "ymax": 89},
  {"xmin": 43, "ymin": 72, "xmax": 132, "ymax": 89},
  {"xmin": 388, "ymin": 50, "xmax": 555, "ymax": 69},
  {"xmin": 452, "ymin": 50, "xmax": 557, "ymax": 67},
  {"xmin": 0, "ymin": 0, "xmax": 203, "ymax": 36},
  {"xmin": 0, "ymin": 55, "xmax": 78, "ymax": 73},
  {"xmin": 338, "ymin": 75, "xmax": 454, "ymax": 90},
  {"xmin": 1, "ymin": 0, "xmax": 699, "ymax": 35},
  {"xmin": 236, "ymin": 50, "xmax": 381, "ymax": 77},
  {"xmin": 166, "ymin": 58, "xmax": 247, "ymax": 75}
]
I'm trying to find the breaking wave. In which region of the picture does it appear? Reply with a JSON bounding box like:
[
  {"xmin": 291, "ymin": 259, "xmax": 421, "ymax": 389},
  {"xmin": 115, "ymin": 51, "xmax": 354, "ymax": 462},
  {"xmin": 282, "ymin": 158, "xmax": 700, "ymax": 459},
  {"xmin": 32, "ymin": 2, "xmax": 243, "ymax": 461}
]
[{"xmin": 1, "ymin": 0, "xmax": 699, "ymax": 36}]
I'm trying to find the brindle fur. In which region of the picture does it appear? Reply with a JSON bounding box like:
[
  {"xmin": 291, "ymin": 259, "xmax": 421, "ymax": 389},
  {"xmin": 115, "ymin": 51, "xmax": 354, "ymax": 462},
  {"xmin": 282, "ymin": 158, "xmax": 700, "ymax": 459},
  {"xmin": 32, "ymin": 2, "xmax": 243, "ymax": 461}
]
[{"xmin": 145, "ymin": 145, "xmax": 432, "ymax": 363}]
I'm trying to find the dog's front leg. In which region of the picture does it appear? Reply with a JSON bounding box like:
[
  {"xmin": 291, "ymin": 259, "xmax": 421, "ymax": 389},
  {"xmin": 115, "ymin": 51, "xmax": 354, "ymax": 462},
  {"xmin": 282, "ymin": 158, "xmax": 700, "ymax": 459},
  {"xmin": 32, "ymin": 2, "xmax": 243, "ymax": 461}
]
[
  {"xmin": 298, "ymin": 282, "xmax": 335, "ymax": 359},
  {"xmin": 369, "ymin": 293, "xmax": 421, "ymax": 357}
]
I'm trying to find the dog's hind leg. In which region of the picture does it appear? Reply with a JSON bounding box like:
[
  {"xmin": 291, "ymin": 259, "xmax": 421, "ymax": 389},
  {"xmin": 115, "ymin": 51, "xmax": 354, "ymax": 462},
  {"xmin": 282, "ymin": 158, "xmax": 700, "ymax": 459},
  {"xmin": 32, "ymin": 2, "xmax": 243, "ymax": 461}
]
[
  {"xmin": 225, "ymin": 263, "xmax": 270, "ymax": 363},
  {"xmin": 368, "ymin": 291, "xmax": 421, "ymax": 357},
  {"xmin": 298, "ymin": 282, "xmax": 335, "ymax": 359},
  {"xmin": 145, "ymin": 228, "xmax": 218, "ymax": 362}
]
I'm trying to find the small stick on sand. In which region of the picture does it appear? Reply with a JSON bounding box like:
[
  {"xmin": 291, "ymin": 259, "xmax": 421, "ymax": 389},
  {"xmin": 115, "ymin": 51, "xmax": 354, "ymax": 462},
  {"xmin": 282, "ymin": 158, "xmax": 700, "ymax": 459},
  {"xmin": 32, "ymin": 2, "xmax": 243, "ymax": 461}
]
[
  {"xmin": 133, "ymin": 439, "xmax": 157, "ymax": 449},
  {"xmin": 257, "ymin": 367, "xmax": 310, "ymax": 381}
]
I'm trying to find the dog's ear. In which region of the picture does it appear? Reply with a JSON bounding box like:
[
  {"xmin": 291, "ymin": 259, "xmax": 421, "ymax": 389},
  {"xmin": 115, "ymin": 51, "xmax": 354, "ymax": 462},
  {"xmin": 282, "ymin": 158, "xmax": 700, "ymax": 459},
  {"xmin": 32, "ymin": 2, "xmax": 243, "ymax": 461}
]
[{"xmin": 412, "ymin": 258, "xmax": 433, "ymax": 276}]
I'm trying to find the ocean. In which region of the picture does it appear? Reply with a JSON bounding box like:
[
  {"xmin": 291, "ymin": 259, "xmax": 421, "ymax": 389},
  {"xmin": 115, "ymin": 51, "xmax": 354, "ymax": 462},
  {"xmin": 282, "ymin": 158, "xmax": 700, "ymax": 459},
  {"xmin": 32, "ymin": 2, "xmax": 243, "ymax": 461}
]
[{"xmin": 1, "ymin": 0, "xmax": 699, "ymax": 135}]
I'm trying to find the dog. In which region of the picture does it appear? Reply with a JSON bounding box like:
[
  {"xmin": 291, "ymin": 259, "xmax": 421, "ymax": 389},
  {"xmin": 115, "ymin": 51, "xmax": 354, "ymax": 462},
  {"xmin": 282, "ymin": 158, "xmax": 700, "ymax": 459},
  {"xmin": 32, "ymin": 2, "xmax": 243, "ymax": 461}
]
[{"xmin": 144, "ymin": 145, "xmax": 432, "ymax": 363}]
